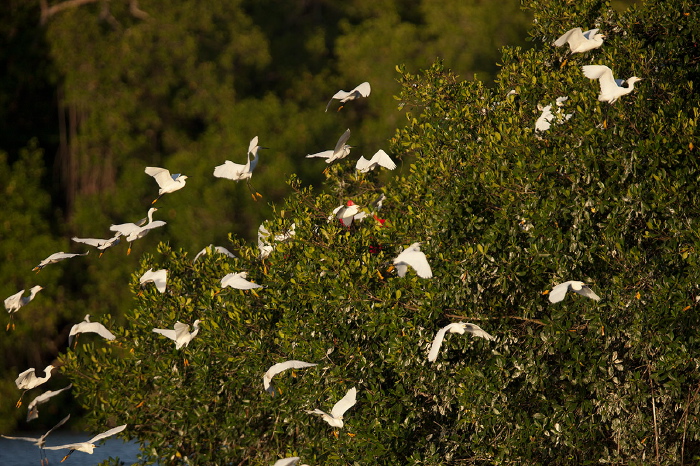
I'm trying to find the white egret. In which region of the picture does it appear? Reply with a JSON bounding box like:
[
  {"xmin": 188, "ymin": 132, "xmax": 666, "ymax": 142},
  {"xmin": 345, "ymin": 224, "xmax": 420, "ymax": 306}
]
[
  {"xmin": 2, "ymin": 414, "xmax": 70, "ymax": 466},
  {"xmin": 330, "ymin": 200, "xmax": 366, "ymax": 227},
  {"xmin": 221, "ymin": 272, "xmax": 262, "ymax": 290},
  {"xmin": 548, "ymin": 280, "xmax": 601, "ymax": 303},
  {"xmin": 582, "ymin": 65, "xmax": 642, "ymax": 103},
  {"xmin": 306, "ymin": 129, "xmax": 352, "ymax": 164},
  {"xmin": 308, "ymin": 387, "xmax": 357, "ymax": 428},
  {"xmin": 5, "ymin": 285, "xmax": 43, "ymax": 330},
  {"xmin": 535, "ymin": 97, "xmax": 573, "ymax": 133},
  {"xmin": 69, "ymin": 315, "xmax": 116, "ymax": 347},
  {"xmin": 32, "ymin": 251, "xmax": 89, "ymax": 272},
  {"xmin": 71, "ymin": 233, "xmax": 121, "ymax": 257},
  {"xmin": 428, "ymin": 322, "xmax": 495, "ymax": 362},
  {"xmin": 153, "ymin": 320, "xmax": 201, "ymax": 349},
  {"xmin": 554, "ymin": 28, "xmax": 605, "ymax": 54},
  {"xmin": 263, "ymin": 360, "xmax": 318, "ymax": 394},
  {"xmin": 355, "ymin": 149, "xmax": 396, "ymax": 173},
  {"xmin": 109, "ymin": 207, "xmax": 166, "ymax": 254},
  {"xmin": 15, "ymin": 365, "xmax": 55, "ymax": 407},
  {"xmin": 213, "ymin": 136, "xmax": 265, "ymax": 200},
  {"xmin": 139, "ymin": 268, "xmax": 168, "ymax": 293},
  {"xmin": 193, "ymin": 245, "xmax": 235, "ymax": 261},
  {"xmin": 26, "ymin": 384, "xmax": 72, "ymax": 421},
  {"xmin": 393, "ymin": 242, "xmax": 432, "ymax": 278},
  {"xmin": 45, "ymin": 423, "xmax": 127, "ymax": 462},
  {"xmin": 145, "ymin": 166, "xmax": 188, "ymax": 203},
  {"xmin": 273, "ymin": 458, "xmax": 305, "ymax": 466},
  {"xmin": 326, "ymin": 81, "xmax": 371, "ymax": 112}
]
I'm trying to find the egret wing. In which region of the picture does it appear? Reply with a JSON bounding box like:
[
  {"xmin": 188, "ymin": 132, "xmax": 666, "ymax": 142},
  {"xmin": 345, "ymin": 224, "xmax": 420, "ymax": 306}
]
[
  {"xmin": 153, "ymin": 328, "xmax": 177, "ymax": 341},
  {"xmin": 371, "ymin": 150, "xmax": 396, "ymax": 170},
  {"xmin": 548, "ymin": 281, "xmax": 573, "ymax": 303},
  {"xmin": 145, "ymin": 167, "xmax": 172, "ymax": 188},
  {"xmin": 87, "ymin": 424, "xmax": 127, "ymax": 443},
  {"xmin": 333, "ymin": 129, "xmax": 351, "ymax": 154},
  {"xmin": 330, "ymin": 387, "xmax": 357, "ymax": 418},
  {"xmin": 427, "ymin": 325, "xmax": 450, "ymax": 362}
]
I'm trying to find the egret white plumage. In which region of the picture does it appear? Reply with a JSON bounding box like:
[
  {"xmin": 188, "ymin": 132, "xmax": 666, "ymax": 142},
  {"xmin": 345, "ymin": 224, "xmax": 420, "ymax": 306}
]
[
  {"xmin": 69, "ymin": 315, "xmax": 116, "ymax": 346},
  {"xmin": 33, "ymin": 252, "xmax": 89, "ymax": 272},
  {"xmin": 139, "ymin": 268, "xmax": 168, "ymax": 293},
  {"xmin": 263, "ymin": 360, "xmax": 318, "ymax": 394},
  {"xmin": 5, "ymin": 285, "xmax": 43, "ymax": 330},
  {"xmin": 44, "ymin": 423, "xmax": 127, "ymax": 462},
  {"xmin": 308, "ymin": 387, "xmax": 357, "ymax": 428},
  {"xmin": 554, "ymin": 28, "xmax": 605, "ymax": 54},
  {"xmin": 582, "ymin": 65, "xmax": 642, "ymax": 103},
  {"xmin": 273, "ymin": 458, "xmax": 301, "ymax": 466},
  {"xmin": 428, "ymin": 322, "xmax": 495, "ymax": 362},
  {"xmin": 535, "ymin": 97, "xmax": 573, "ymax": 132},
  {"xmin": 213, "ymin": 136, "xmax": 265, "ymax": 200},
  {"xmin": 331, "ymin": 200, "xmax": 366, "ymax": 227},
  {"xmin": 393, "ymin": 242, "xmax": 432, "ymax": 278},
  {"xmin": 15, "ymin": 364, "xmax": 55, "ymax": 407},
  {"xmin": 109, "ymin": 207, "xmax": 166, "ymax": 254},
  {"xmin": 153, "ymin": 320, "xmax": 201, "ymax": 349},
  {"xmin": 221, "ymin": 272, "xmax": 262, "ymax": 290},
  {"xmin": 193, "ymin": 245, "xmax": 235, "ymax": 261},
  {"xmin": 145, "ymin": 166, "xmax": 188, "ymax": 203},
  {"xmin": 258, "ymin": 223, "xmax": 296, "ymax": 259},
  {"xmin": 355, "ymin": 149, "xmax": 396, "ymax": 173},
  {"xmin": 2, "ymin": 414, "xmax": 70, "ymax": 466},
  {"xmin": 306, "ymin": 129, "xmax": 352, "ymax": 164},
  {"xmin": 548, "ymin": 280, "xmax": 601, "ymax": 303},
  {"xmin": 26, "ymin": 384, "xmax": 72, "ymax": 421},
  {"xmin": 326, "ymin": 81, "xmax": 371, "ymax": 112},
  {"xmin": 71, "ymin": 233, "xmax": 121, "ymax": 256}
]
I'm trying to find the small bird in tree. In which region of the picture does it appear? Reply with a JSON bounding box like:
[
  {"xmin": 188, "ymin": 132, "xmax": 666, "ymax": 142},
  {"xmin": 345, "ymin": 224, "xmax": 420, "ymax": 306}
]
[
  {"xmin": 71, "ymin": 233, "xmax": 122, "ymax": 257},
  {"xmin": 220, "ymin": 272, "xmax": 263, "ymax": 290},
  {"xmin": 5, "ymin": 285, "xmax": 43, "ymax": 330},
  {"xmin": 2, "ymin": 414, "xmax": 70, "ymax": 466},
  {"xmin": 393, "ymin": 242, "xmax": 432, "ymax": 278},
  {"xmin": 308, "ymin": 387, "xmax": 357, "ymax": 428},
  {"xmin": 69, "ymin": 315, "xmax": 116, "ymax": 347},
  {"xmin": 326, "ymin": 82, "xmax": 371, "ymax": 112},
  {"xmin": 145, "ymin": 166, "xmax": 188, "ymax": 203},
  {"xmin": 153, "ymin": 320, "xmax": 202, "ymax": 349},
  {"xmin": 26, "ymin": 384, "xmax": 72, "ymax": 421},
  {"xmin": 109, "ymin": 207, "xmax": 166, "ymax": 255},
  {"xmin": 428, "ymin": 322, "xmax": 495, "ymax": 362},
  {"xmin": 548, "ymin": 280, "xmax": 601, "ymax": 303},
  {"xmin": 213, "ymin": 136, "xmax": 265, "ymax": 200},
  {"xmin": 355, "ymin": 149, "xmax": 397, "ymax": 173},
  {"xmin": 306, "ymin": 129, "xmax": 352, "ymax": 164},
  {"xmin": 582, "ymin": 65, "xmax": 642, "ymax": 104},
  {"xmin": 139, "ymin": 268, "xmax": 168, "ymax": 294},
  {"xmin": 32, "ymin": 252, "xmax": 89, "ymax": 273},
  {"xmin": 554, "ymin": 28, "xmax": 605, "ymax": 54},
  {"xmin": 263, "ymin": 360, "xmax": 318, "ymax": 395},
  {"xmin": 44, "ymin": 423, "xmax": 127, "ymax": 463},
  {"xmin": 15, "ymin": 365, "xmax": 55, "ymax": 407}
]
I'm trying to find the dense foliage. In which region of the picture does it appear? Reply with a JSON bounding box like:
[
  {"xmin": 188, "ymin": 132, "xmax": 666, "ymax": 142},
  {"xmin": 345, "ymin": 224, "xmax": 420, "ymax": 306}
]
[{"xmin": 53, "ymin": 0, "xmax": 700, "ymax": 464}]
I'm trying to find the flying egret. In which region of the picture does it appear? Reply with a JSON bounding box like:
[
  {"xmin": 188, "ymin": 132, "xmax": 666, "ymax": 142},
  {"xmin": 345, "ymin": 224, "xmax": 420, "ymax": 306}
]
[
  {"xmin": 32, "ymin": 252, "xmax": 89, "ymax": 272},
  {"xmin": 330, "ymin": 200, "xmax": 367, "ymax": 227},
  {"xmin": 548, "ymin": 281, "xmax": 601, "ymax": 303},
  {"xmin": 2, "ymin": 414, "xmax": 70, "ymax": 466},
  {"xmin": 306, "ymin": 129, "xmax": 352, "ymax": 164},
  {"xmin": 139, "ymin": 268, "xmax": 168, "ymax": 294},
  {"xmin": 15, "ymin": 365, "xmax": 55, "ymax": 407},
  {"xmin": 5, "ymin": 285, "xmax": 43, "ymax": 330},
  {"xmin": 273, "ymin": 458, "xmax": 304, "ymax": 466},
  {"xmin": 355, "ymin": 149, "xmax": 397, "ymax": 173},
  {"xmin": 326, "ymin": 82, "xmax": 371, "ymax": 112},
  {"xmin": 428, "ymin": 322, "xmax": 495, "ymax": 362},
  {"xmin": 145, "ymin": 166, "xmax": 188, "ymax": 204},
  {"xmin": 69, "ymin": 315, "xmax": 116, "ymax": 347},
  {"xmin": 393, "ymin": 243, "xmax": 432, "ymax": 278},
  {"xmin": 308, "ymin": 387, "xmax": 357, "ymax": 428},
  {"xmin": 263, "ymin": 360, "xmax": 318, "ymax": 394},
  {"xmin": 221, "ymin": 272, "xmax": 262, "ymax": 290},
  {"xmin": 554, "ymin": 28, "xmax": 605, "ymax": 54},
  {"xmin": 26, "ymin": 384, "xmax": 72, "ymax": 421},
  {"xmin": 153, "ymin": 320, "xmax": 201, "ymax": 349},
  {"xmin": 44, "ymin": 423, "xmax": 127, "ymax": 462},
  {"xmin": 71, "ymin": 233, "xmax": 121, "ymax": 257},
  {"xmin": 193, "ymin": 245, "xmax": 236, "ymax": 261},
  {"xmin": 582, "ymin": 65, "xmax": 642, "ymax": 104},
  {"xmin": 109, "ymin": 207, "xmax": 166, "ymax": 254},
  {"xmin": 214, "ymin": 136, "xmax": 265, "ymax": 200}
]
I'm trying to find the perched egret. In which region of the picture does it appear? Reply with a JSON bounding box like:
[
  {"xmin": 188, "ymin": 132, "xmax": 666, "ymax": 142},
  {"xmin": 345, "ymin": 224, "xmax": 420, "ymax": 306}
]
[
  {"xmin": 554, "ymin": 28, "xmax": 605, "ymax": 54},
  {"xmin": 26, "ymin": 384, "xmax": 72, "ymax": 421},
  {"xmin": 193, "ymin": 245, "xmax": 235, "ymax": 261},
  {"xmin": 308, "ymin": 387, "xmax": 357, "ymax": 428},
  {"xmin": 428, "ymin": 322, "xmax": 495, "ymax": 362},
  {"xmin": 548, "ymin": 281, "xmax": 601, "ymax": 303},
  {"xmin": 326, "ymin": 82, "xmax": 371, "ymax": 112},
  {"xmin": 33, "ymin": 252, "xmax": 89, "ymax": 272},
  {"xmin": 153, "ymin": 320, "xmax": 201, "ymax": 349},
  {"xmin": 535, "ymin": 97, "xmax": 573, "ymax": 132},
  {"xmin": 145, "ymin": 166, "xmax": 188, "ymax": 203},
  {"xmin": 139, "ymin": 268, "xmax": 168, "ymax": 293},
  {"xmin": 221, "ymin": 272, "xmax": 262, "ymax": 290},
  {"xmin": 71, "ymin": 233, "xmax": 121, "ymax": 257},
  {"xmin": 393, "ymin": 243, "xmax": 432, "ymax": 278},
  {"xmin": 258, "ymin": 223, "xmax": 296, "ymax": 259},
  {"xmin": 5, "ymin": 285, "xmax": 43, "ymax": 330},
  {"xmin": 2, "ymin": 414, "xmax": 70, "ymax": 466},
  {"xmin": 44, "ymin": 423, "xmax": 127, "ymax": 462},
  {"xmin": 306, "ymin": 129, "xmax": 352, "ymax": 164},
  {"xmin": 355, "ymin": 149, "xmax": 397, "ymax": 173},
  {"xmin": 15, "ymin": 365, "xmax": 55, "ymax": 407},
  {"xmin": 109, "ymin": 207, "xmax": 166, "ymax": 254},
  {"xmin": 331, "ymin": 200, "xmax": 366, "ymax": 227},
  {"xmin": 213, "ymin": 136, "xmax": 265, "ymax": 200},
  {"xmin": 582, "ymin": 65, "xmax": 642, "ymax": 103},
  {"xmin": 69, "ymin": 315, "xmax": 116, "ymax": 347},
  {"xmin": 263, "ymin": 360, "xmax": 318, "ymax": 394}
]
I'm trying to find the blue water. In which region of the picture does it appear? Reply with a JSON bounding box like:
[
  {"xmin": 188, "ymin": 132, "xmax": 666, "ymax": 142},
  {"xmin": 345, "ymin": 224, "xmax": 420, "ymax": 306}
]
[{"xmin": 0, "ymin": 431, "xmax": 143, "ymax": 466}]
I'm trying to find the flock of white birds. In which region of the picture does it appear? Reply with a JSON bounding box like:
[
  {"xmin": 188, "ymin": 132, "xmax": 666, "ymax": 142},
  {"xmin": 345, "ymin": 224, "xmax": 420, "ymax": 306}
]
[{"xmin": 2, "ymin": 26, "xmax": 620, "ymax": 464}]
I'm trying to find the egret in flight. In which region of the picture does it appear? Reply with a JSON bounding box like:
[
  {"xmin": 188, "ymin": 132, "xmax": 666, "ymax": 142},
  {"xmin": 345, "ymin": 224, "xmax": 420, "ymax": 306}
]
[
  {"xmin": 548, "ymin": 280, "xmax": 601, "ymax": 303},
  {"xmin": 26, "ymin": 384, "xmax": 73, "ymax": 421},
  {"xmin": 306, "ymin": 129, "xmax": 352, "ymax": 164},
  {"xmin": 428, "ymin": 322, "xmax": 495, "ymax": 362},
  {"xmin": 214, "ymin": 136, "xmax": 265, "ymax": 200},
  {"xmin": 15, "ymin": 364, "xmax": 55, "ymax": 407},
  {"xmin": 554, "ymin": 28, "xmax": 605, "ymax": 54},
  {"xmin": 69, "ymin": 315, "xmax": 116, "ymax": 347},
  {"xmin": 145, "ymin": 166, "xmax": 188, "ymax": 203},
  {"xmin": 308, "ymin": 387, "xmax": 357, "ymax": 428},
  {"xmin": 355, "ymin": 149, "xmax": 397, "ymax": 173},
  {"xmin": 153, "ymin": 320, "xmax": 201, "ymax": 349},
  {"xmin": 582, "ymin": 65, "xmax": 642, "ymax": 103},
  {"xmin": 33, "ymin": 252, "xmax": 88, "ymax": 272},
  {"xmin": 326, "ymin": 82, "xmax": 371, "ymax": 112},
  {"xmin": 71, "ymin": 233, "xmax": 121, "ymax": 257},
  {"xmin": 44, "ymin": 423, "xmax": 127, "ymax": 462},
  {"xmin": 220, "ymin": 272, "xmax": 263, "ymax": 290},
  {"xmin": 2, "ymin": 414, "xmax": 70, "ymax": 466},
  {"xmin": 263, "ymin": 360, "xmax": 318, "ymax": 394},
  {"xmin": 193, "ymin": 245, "xmax": 235, "ymax": 261},
  {"xmin": 5, "ymin": 285, "xmax": 43, "ymax": 330},
  {"xmin": 139, "ymin": 268, "xmax": 168, "ymax": 294},
  {"xmin": 393, "ymin": 243, "xmax": 432, "ymax": 278},
  {"xmin": 109, "ymin": 207, "xmax": 166, "ymax": 254}
]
